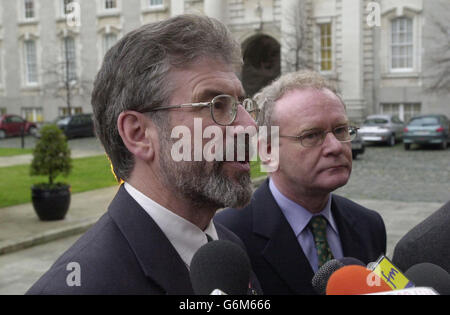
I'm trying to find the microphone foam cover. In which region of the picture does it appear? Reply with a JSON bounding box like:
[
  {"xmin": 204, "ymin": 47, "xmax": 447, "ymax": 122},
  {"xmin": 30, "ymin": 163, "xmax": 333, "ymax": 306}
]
[
  {"xmin": 405, "ymin": 263, "xmax": 450, "ymax": 295},
  {"xmin": 189, "ymin": 240, "xmax": 251, "ymax": 295},
  {"xmin": 326, "ymin": 265, "xmax": 392, "ymax": 295},
  {"xmin": 312, "ymin": 259, "xmax": 345, "ymax": 295},
  {"xmin": 339, "ymin": 257, "xmax": 365, "ymax": 267}
]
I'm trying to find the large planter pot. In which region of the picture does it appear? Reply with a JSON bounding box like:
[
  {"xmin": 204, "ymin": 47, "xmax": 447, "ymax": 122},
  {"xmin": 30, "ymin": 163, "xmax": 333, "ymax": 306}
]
[{"xmin": 31, "ymin": 184, "xmax": 71, "ymax": 221}]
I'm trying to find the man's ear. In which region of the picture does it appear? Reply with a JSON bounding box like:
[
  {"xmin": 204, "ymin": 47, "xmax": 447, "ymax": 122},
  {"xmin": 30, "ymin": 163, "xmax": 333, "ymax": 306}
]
[
  {"xmin": 117, "ymin": 111, "xmax": 158, "ymax": 162},
  {"xmin": 258, "ymin": 136, "xmax": 271, "ymax": 164}
]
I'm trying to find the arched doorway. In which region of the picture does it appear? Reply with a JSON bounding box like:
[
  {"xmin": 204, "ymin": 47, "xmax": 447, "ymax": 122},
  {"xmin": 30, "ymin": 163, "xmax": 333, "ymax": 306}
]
[{"xmin": 241, "ymin": 35, "xmax": 281, "ymax": 97}]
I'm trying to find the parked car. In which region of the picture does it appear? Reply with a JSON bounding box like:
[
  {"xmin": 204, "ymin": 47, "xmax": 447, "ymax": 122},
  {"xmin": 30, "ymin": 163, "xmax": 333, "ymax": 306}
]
[
  {"xmin": 403, "ymin": 115, "xmax": 449, "ymax": 150},
  {"xmin": 55, "ymin": 113, "xmax": 95, "ymax": 139},
  {"xmin": 0, "ymin": 114, "xmax": 38, "ymax": 139},
  {"xmin": 358, "ymin": 114, "xmax": 404, "ymax": 146},
  {"xmin": 351, "ymin": 130, "xmax": 365, "ymax": 160}
]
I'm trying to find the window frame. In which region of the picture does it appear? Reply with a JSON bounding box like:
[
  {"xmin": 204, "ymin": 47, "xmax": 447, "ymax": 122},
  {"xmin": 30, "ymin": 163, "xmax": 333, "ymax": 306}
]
[
  {"xmin": 24, "ymin": 39, "xmax": 39, "ymax": 86},
  {"xmin": 148, "ymin": 0, "xmax": 164, "ymax": 9},
  {"xmin": 390, "ymin": 17, "xmax": 414, "ymax": 73},
  {"xmin": 104, "ymin": 0, "xmax": 118, "ymax": 10},
  {"xmin": 318, "ymin": 22, "xmax": 333, "ymax": 72},
  {"xmin": 23, "ymin": 0, "xmax": 36, "ymax": 20},
  {"xmin": 62, "ymin": 36, "xmax": 78, "ymax": 83}
]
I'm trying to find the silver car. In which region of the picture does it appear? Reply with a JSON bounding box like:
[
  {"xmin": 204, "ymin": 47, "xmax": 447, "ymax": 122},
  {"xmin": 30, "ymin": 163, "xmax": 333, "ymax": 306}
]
[{"xmin": 358, "ymin": 114, "xmax": 404, "ymax": 146}]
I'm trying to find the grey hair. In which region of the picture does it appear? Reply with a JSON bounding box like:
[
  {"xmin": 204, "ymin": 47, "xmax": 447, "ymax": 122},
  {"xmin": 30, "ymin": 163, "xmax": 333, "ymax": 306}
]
[
  {"xmin": 254, "ymin": 70, "xmax": 344, "ymax": 127},
  {"xmin": 91, "ymin": 15, "xmax": 242, "ymax": 181}
]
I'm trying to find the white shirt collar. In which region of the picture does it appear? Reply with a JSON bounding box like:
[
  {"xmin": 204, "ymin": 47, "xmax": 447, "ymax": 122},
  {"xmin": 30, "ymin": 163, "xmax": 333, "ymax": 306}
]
[{"xmin": 124, "ymin": 182, "xmax": 218, "ymax": 268}]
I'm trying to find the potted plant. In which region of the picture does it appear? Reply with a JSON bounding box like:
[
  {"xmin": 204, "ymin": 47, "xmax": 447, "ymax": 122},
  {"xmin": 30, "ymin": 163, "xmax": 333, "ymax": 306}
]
[{"xmin": 30, "ymin": 124, "xmax": 72, "ymax": 221}]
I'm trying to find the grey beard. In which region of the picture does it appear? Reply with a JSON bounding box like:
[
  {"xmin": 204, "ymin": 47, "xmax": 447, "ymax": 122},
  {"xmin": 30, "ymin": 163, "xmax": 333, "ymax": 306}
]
[{"xmin": 158, "ymin": 140, "xmax": 253, "ymax": 209}]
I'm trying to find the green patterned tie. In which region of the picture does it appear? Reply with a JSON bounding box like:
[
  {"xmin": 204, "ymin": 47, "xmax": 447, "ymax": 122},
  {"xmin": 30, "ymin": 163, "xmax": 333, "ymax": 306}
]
[{"xmin": 309, "ymin": 215, "xmax": 334, "ymax": 269}]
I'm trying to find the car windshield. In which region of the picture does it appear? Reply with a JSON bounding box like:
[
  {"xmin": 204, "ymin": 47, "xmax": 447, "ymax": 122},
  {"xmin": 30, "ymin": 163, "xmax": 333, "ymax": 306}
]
[
  {"xmin": 363, "ymin": 118, "xmax": 389, "ymax": 125},
  {"xmin": 408, "ymin": 117, "xmax": 439, "ymax": 126},
  {"xmin": 56, "ymin": 117, "xmax": 71, "ymax": 125}
]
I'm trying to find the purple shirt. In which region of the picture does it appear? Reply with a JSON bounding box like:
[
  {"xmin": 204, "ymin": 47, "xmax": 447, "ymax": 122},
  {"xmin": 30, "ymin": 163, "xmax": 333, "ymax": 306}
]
[{"xmin": 269, "ymin": 178, "xmax": 344, "ymax": 273}]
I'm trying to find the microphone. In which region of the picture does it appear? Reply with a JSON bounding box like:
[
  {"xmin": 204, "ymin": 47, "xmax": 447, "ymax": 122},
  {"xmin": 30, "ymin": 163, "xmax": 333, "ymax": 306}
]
[
  {"xmin": 339, "ymin": 257, "xmax": 365, "ymax": 267},
  {"xmin": 312, "ymin": 259, "xmax": 344, "ymax": 295},
  {"xmin": 312, "ymin": 257, "xmax": 365, "ymax": 295},
  {"xmin": 189, "ymin": 240, "xmax": 251, "ymax": 295},
  {"xmin": 405, "ymin": 263, "xmax": 450, "ymax": 295},
  {"xmin": 326, "ymin": 265, "xmax": 392, "ymax": 295}
]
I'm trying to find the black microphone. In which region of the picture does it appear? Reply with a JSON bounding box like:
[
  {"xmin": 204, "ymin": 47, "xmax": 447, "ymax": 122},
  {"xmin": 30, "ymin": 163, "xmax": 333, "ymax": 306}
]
[
  {"xmin": 312, "ymin": 259, "xmax": 344, "ymax": 295},
  {"xmin": 339, "ymin": 257, "xmax": 365, "ymax": 267},
  {"xmin": 312, "ymin": 257, "xmax": 366, "ymax": 295},
  {"xmin": 189, "ymin": 240, "xmax": 251, "ymax": 295},
  {"xmin": 405, "ymin": 263, "xmax": 450, "ymax": 295}
]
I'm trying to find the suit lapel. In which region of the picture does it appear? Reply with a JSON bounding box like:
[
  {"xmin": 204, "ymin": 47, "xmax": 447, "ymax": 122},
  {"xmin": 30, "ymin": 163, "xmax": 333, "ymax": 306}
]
[
  {"xmin": 108, "ymin": 185, "xmax": 194, "ymax": 295},
  {"xmin": 331, "ymin": 196, "xmax": 367, "ymax": 262},
  {"xmin": 252, "ymin": 180, "xmax": 315, "ymax": 294}
]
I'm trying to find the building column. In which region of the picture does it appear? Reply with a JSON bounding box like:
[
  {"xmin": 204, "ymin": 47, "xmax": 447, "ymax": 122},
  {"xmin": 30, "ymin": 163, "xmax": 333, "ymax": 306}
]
[
  {"xmin": 204, "ymin": 0, "xmax": 228, "ymax": 23},
  {"xmin": 340, "ymin": 0, "xmax": 365, "ymax": 122}
]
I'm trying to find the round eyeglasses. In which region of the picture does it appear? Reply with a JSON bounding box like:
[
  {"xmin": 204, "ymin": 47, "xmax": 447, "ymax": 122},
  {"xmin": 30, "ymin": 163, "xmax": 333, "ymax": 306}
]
[
  {"xmin": 279, "ymin": 125, "xmax": 359, "ymax": 147},
  {"xmin": 143, "ymin": 94, "xmax": 260, "ymax": 126}
]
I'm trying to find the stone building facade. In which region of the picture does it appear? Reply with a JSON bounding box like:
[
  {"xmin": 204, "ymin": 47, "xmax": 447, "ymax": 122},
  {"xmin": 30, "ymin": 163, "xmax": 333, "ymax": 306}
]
[{"xmin": 0, "ymin": 0, "xmax": 448, "ymax": 124}]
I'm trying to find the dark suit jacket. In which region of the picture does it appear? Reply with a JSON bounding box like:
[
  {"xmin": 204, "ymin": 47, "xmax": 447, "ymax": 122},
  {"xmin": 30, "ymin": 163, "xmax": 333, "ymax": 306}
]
[
  {"xmin": 26, "ymin": 185, "xmax": 261, "ymax": 295},
  {"xmin": 215, "ymin": 179, "xmax": 386, "ymax": 295},
  {"xmin": 393, "ymin": 200, "xmax": 450, "ymax": 274}
]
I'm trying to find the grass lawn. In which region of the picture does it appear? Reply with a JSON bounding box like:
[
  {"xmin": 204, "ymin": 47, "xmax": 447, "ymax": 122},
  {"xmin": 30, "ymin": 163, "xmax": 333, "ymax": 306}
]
[
  {"xmin": 0, "ymin": 155, "xmax": 267, "ymax": 208},
  {"xmin": 0, "ymin": 148, "xmax": 33, "ymax": 157},
  {"xmin": 250, "ymin": 159, "xmax": 267, "ymax": 179},
  {"xmin": 0, "ymin": 155, "xmax": 119, "ymax": 208}
]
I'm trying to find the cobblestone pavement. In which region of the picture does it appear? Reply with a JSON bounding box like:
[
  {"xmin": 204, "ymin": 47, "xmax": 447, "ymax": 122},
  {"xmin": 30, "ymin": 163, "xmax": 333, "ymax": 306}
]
[{"xmin": 336, "ymin": 143, "xmax": 450, "ymax": 203}]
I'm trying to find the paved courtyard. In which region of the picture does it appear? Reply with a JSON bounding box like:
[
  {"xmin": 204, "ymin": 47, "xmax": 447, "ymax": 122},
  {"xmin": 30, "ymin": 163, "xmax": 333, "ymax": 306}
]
[
  {"xmin": 0, "ymin": 135, "xmax": 104, "ymax": 152},
  {"xmin": 336, "ymin": 143, "xmax": 450, "ymax": 203}
]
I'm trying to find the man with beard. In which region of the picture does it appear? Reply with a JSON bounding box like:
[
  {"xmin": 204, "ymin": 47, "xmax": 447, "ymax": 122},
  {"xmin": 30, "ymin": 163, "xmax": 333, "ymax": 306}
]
[
  {"xmin": 215, "ymin": 70, "xmax": 387, "ymax": 295},
  {"xmin": 27, "ymin": 15, "xmax": 261, "ymax": 295}
]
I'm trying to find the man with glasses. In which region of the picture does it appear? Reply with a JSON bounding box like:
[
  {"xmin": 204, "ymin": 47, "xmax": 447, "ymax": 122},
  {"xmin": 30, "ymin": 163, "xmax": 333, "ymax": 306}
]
[
  {"xmin": 216, "ymin": 70, "xmax": 386, "ymax": 295},
  {"xmin": 27, "ymin": 15, "xmax": 261, "ymax": 295}
]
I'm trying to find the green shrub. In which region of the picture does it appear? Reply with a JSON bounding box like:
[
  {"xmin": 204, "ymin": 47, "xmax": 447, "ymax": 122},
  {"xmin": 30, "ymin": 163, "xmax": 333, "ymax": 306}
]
[{"xmin": 30, "ymin": 124, "xmax": 72, "ymax": 188}]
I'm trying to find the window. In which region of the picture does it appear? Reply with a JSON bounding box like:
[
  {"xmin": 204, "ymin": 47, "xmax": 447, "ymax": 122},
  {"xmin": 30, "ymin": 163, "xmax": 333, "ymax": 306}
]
[
  {"xmin": 391, "ymin": 17, "xmax": 413, "ymax": 70},
  {"xmin": 59, "ymin": 107, "xmax": 82, "ymax": 117},
  {"xmin": 402, "ymin": 103, "xmax": 421, "ymax": 123},
  {"xmin": 319, "ymin": 23, "xmax": 332, "ymax": 71},
  {"xmin": 149, "ymin": 0, "xmax": 163, "ymax": 8},
  {"xmin": 104, "ymin": 0, "xmax": 117, "ymax": 9},
  {"xmin": 103, "ymin": 33, "xmax": 117, "ymax": 55},
  {"xmin": 21, "ymin": 107, "xmax": 43, "ymax": 122},
  {"xmin": 381, "ymin": 103, "xmax": 421, "ymax": 122},
  {"xmin": 24, "ymin": 0, "xmax": 35, "ymax": 19},
  {"xmin": 63, "ymin": 37, "xmax": 77, "ymax": 82},
  {"xmin": 24, "ymin": 40, "xmax": 38, "ymax": 85}
]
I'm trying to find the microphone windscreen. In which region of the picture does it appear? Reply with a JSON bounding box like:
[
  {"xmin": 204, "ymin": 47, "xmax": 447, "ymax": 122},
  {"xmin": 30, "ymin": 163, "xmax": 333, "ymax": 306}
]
[
  {"xmin": 312, "ymin": 259, "xmax": 345, "ymax": 295},
  {"xmin": 405, "ymin": 263, "xmax": 450, "ymax": 295},
  {"xmin": 189, "ymin": 240, "xmax": 251, "ymax": 295},
  {"xmin": 326, "ymin": 265, "xmax": 392, "ymax": 295},
  {"xmin": 339, "ymin": 257, "xmax": 365, "ymax": 266}
]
